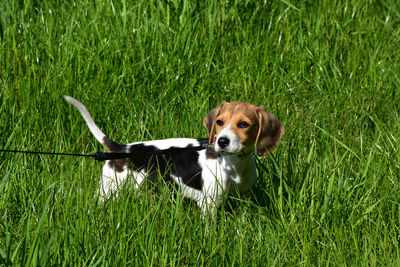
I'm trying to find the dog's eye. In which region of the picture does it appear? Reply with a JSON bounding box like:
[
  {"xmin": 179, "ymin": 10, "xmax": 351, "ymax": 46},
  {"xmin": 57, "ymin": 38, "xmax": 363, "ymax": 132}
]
[
  {"xmin": 216, "ymin": 120, "xmax": 224, "ymax": 126},
  {"xmin": 237, "ymin": 121, "xmax": 249, "ymax": 129}
]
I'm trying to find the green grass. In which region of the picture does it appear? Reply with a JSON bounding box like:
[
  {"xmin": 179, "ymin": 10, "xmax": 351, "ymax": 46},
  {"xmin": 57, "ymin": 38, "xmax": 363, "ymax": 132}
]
[{"xmin": 1, "ymin": 0, "xmax": 400, "ymax": 265}]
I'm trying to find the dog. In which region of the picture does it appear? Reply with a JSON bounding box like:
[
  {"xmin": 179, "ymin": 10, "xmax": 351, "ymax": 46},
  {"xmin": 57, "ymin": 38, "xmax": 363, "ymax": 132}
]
[{"xmin": 64, "ymin": 96, "xmax": 284, "ymax": 214}]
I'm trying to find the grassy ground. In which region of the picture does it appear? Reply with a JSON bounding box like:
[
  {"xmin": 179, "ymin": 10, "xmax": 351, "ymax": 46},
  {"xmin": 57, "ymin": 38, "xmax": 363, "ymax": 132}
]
[{"xmin": 1, "ymin": 0, "xmax": 400, "ymax": 265}]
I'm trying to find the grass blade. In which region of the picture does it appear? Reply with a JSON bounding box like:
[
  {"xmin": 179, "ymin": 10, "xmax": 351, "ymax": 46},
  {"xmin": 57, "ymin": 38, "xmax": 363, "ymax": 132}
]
[{"xmin": 24, "ymin": 192, "xmax": 52, "ymax": 267}]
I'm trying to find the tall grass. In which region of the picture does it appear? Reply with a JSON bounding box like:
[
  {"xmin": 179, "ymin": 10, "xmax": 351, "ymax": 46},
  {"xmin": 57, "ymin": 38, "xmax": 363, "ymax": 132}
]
[{"xmin": 1, "ymin": 0, "xmax": 400, "ymax": 265}]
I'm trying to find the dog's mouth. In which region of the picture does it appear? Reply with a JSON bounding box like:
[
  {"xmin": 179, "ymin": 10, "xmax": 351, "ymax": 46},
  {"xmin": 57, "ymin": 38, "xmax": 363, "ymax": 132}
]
[
  {"xmin": 214, "ymin": 146, "xmax": 244, "ymax": 156},
  {"xmin": 207, "ymin": 143, "xmax": 243, "ymax": 157},
  {"xmin": 217, "ymin": 148, "xmax": 239, "ymax": 155},
  {"xmin": 214, "ymin": 144, "xmax": 254, "ymax": 157}
]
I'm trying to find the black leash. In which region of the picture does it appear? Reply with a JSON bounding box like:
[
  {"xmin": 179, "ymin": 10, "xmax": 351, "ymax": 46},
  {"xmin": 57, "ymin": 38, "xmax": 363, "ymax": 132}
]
[
  {"xmin": 0, "ymin": 149, "xmax": 94, "ymax": 158},
  {"xmin": 0, "ymin": 144, "xmax": 209, "ymax": 162}
]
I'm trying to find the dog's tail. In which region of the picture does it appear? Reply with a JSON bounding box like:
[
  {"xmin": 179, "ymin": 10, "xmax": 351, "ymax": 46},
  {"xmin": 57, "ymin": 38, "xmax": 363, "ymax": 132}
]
[{"xmin": 64, "ymin": 96, "xmax": 123, "ymax": 152}]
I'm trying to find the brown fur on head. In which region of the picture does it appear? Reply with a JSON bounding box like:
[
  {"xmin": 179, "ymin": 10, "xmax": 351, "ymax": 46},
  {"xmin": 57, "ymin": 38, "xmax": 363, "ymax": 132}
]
[
  {"xmin": 203, "ymin": 102, "xmax": 284, "ymax": 156},
  {"xmin": 203, "ymin": 102, "xmax": 225, "ymax": 144},
  {"xmin": 255, "ymin": 106, "xmax": 285, "ymax": 156}
]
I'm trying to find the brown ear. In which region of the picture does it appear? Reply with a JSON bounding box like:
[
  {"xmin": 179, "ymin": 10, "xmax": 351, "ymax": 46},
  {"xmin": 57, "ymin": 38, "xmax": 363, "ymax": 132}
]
[
  {"xmin": 255, "ymin": 106, "xmax": 284, "ymax": 156},
  {"xmin": 203, "ymin": 102, "xmax": 225, "ymax": 142}
]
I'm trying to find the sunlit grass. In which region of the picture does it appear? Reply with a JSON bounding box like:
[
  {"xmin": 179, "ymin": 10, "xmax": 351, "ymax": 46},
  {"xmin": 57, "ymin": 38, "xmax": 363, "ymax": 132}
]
[{"xmin": 1, "ymin": 0, "xmax": 400, "ymax": 265}]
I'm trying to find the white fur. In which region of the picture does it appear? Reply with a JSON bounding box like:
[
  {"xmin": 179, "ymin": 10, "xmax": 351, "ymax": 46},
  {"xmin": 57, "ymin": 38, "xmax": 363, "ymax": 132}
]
[
  {"xmin": 64, "ymin": 96, "xmax": 106, "ymax": 143},
  {"xmin": 99, "ymin": 163, "xmax": 149, "ymax": 198},
  {"xmin": 99, "ymin": 161, "xmax": 129, "ymax": 197},
  {"xmin": 126, "ymin": 138, "xmax": 201, "ymax": 151}
]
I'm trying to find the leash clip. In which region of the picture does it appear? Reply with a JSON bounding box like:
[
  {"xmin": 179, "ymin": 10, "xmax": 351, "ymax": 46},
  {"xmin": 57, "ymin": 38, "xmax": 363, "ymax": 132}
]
[
  {"xmin": 205, "ymin": 143, "xmax": 219, "ymax": 159},
  {"xmin": 93, "ymin": 151, "xmax": 107, "ymax": 161}
]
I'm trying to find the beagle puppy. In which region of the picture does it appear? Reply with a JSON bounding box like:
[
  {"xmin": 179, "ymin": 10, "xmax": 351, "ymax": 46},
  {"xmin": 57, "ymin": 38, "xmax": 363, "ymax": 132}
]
[{"xmin": 64, "ymin": 97, "xmax": 284, "ymax": 214}]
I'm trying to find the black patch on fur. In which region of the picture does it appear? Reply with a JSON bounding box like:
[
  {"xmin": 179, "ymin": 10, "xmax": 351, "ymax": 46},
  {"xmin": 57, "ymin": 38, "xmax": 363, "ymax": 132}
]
[
  {"xmin": 197, "ymin": 138, "xmax": 209, "ymax": 146},
  {"xmin": 170, "ymin": 146, "xmax": 203, "ymax": 190},
  {"xmin": 107, "ymin": 138, "xmax": 210, "ymax": 190}
]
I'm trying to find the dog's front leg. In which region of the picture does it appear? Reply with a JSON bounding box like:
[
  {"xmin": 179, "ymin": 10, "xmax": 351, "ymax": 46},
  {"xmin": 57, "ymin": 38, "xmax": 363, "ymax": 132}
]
[{"xmin": 172, "ymin": 174, "xmax": 222, "ymax": 216}]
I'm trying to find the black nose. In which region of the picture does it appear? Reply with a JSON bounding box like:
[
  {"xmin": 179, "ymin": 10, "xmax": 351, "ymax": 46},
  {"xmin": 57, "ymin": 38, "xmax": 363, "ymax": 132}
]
[{"xmin": 218, "ymin": 137, "xmax": 230, "ymax": 148}]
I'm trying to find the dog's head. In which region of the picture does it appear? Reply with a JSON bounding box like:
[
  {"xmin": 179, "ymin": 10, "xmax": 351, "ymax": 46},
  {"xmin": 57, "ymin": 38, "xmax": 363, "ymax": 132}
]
[{"xmin": 204, "ymin": 101, "xmax": 284, "ymax": 156}]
